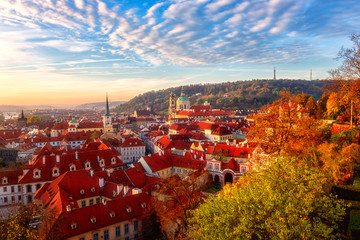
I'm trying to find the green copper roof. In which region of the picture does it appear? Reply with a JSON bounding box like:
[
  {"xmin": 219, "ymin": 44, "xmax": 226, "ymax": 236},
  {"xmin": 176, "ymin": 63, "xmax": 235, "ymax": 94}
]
[{"xmin": 177, "ymin": 96, "xmax": 189, "ymax": 102}]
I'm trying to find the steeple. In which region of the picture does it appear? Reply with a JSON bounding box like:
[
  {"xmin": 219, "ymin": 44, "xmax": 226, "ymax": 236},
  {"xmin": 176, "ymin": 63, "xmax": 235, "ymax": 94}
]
[
  {"xmin": 21, "ymin": 109, "xmax": 24, "ymax": 119},
  {"xmin": 105, "ymin": 93, "xmax": 110, "ymax": 116}
]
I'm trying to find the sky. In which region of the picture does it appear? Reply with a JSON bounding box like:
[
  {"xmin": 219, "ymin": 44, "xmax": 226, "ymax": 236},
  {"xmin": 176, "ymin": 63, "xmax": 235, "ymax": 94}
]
[{"xmin": 0, "ymin": 0, "xmax": 360, "ymax": 105}]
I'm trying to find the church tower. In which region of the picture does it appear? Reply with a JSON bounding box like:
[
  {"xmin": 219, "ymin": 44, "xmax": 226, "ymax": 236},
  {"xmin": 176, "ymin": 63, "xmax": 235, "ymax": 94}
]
[
  {"xmin": 176, "ymin": 88, "xmax": 190, "ymax": 111},
  {"xmin": 169, "ymin": 91, "xmax": 176, "ymax": 118},
  {"xmin": 103, "ymin": 93, "xmax": 113, "ymax": 133},
  {"xmin": 17, "ymin": 109, "xmax": 27, "ymax": 128}
]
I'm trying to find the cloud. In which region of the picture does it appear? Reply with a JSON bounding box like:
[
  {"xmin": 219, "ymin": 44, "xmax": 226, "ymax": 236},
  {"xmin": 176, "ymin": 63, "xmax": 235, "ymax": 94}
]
[{"xmin": 0, "ymin": 0, "xmax": 359, "ymax": 69}]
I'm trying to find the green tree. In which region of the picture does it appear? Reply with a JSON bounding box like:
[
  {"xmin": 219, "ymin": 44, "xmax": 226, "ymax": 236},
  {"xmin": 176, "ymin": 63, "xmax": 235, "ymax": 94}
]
[{"xmin": 188, "ymin": 157, "xmax": 348, "ymax": 240}]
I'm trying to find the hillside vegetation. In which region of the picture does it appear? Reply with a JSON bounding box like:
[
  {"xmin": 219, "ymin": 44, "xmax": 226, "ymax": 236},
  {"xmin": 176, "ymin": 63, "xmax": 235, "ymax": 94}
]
[{"xmin": 113, "ymin": 79, "xmax": 324, "ymax": 114}]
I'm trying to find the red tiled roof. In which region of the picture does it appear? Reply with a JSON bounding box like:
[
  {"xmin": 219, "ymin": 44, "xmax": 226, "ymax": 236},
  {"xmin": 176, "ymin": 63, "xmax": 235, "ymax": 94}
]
[
  {"xmin": 121, "ymin": 138, "xmax": 145, "ymax": 148},
  {"xmin": 143, "ymin": 150, "xmax": 206, "ymax": 173},
  {"xmin": 0, "ymin": 129, "xmax": 22, "ymax": 140},
  {"xmin": 19, "ymin": 142, "xmax": 124, "ymax": 184},
  {"xmin": 0, "ymin": 170, "xmax": 23, "ymax": 186}
]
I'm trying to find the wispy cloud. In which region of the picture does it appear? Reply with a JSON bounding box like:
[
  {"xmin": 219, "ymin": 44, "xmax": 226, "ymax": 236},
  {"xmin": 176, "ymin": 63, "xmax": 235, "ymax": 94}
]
[{"xmin": 0, "ymin": 0, "xmax": 359, "ymax": 104}]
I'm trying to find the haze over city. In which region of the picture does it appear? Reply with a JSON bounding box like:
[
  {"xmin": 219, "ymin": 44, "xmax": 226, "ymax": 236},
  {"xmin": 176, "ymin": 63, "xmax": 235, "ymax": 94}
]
[{"xmin": 1, "ymin": 0, "xmax": 360, "ymax": 105}]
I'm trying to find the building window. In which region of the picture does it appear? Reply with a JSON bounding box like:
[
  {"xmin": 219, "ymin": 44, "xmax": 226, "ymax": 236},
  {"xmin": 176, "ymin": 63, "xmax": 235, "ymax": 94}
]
[
  {"xmin": 109, "ymin": 210, "xmax": 115, "ymax": 218},
  {"xmin": 134, "ymin": 233, "xmax": 139, "ymax": 239},
  {"xmin": 89, "ymin": 199, "xmax": 94, "ymax": 206},
  {"xmin": 18, "ymin": 185, "xmax": 21, "ymax": 192},
  {"xmin": 96, "ymin": 197, "xmax": 101, "ymax": 204},
  {"xmin": 90, "ymin": 187, "xmax": 95, "ymax": 192},
  {"xmin": 26, "ymin": 185, "xmax": 32, "ymax": 193},
  {"xmin": 125, "ymin": 206, "xmax": 132, "ymax": 213},
  {"xmin": 2, "ymin": 177, "xmax": 7, "ymax": 184},
  {"xmin": 33, "ymin": 169, "xmax": 41, "ymax": 178},
  {"xmin": 99, "ymin": 159, "xmax": 105, "ymax": 167},
  {"xmin": 104, "ymin": 230, "xmax": 109, "ymax": 240},
  {"xmin": 81, "ymin": 200, "xmax": 86, "ymax": 208},
  {"xmin": 116, "ymin": 226, "xmax": 121, "ymax": 237},
  {"xmin": 215, "ymin": 164, "xmax": 219, "ymax": 170},
  {"xmin": 125, "ymin": 237, "xmax": 129, "ymax": 240},
  {"xmin": 4, "ymin": 197, "xmax": 7, "ymax": 203},
  {"xmin": 208, "ymin": 163, "xmax": 212, "ymax": 170},
  {"xmin": 69, "ymin": 164, "xmax": 76, "ymax": 171},
  {"xmin": 93, "ymin": 233, "xmax": 99, "ymax": 240},
  {"xmin": 70, "ymin": 221, "xmax": 77, "ymax": 229},
  {"xmin": 18, "ymin": 195, "xmax": 21, "ymax": 201},
  {"xmin": 124, "ymin": 223, "xmax": 129, "ymax": 234},
  {"xmin": 134, "ymin": 220, "xmax": 139, "ymax": 231},
  {"xmin": 90, "ymin": 216, "xmax": 96, "ymax": 224},
  {"xmin": 79, "ymin": 238, "xmax": 85, "ymax": 240},
  {"xmin": 3, "ymin": 187, "xmax": 7, "ymax": 192},
  {"xmin": 11, "ymin": 186, "xmax": 14, "ymax": 193},
  {"xmin": 52, "ymin": 168, "xmax": 59, "ymax": 177}
]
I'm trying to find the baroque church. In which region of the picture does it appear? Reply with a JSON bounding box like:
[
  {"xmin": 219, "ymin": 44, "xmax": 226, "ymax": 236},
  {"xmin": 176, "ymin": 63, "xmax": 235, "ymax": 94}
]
[{"xmin": 168, "ymin": 89, "xmax": 191, "ymax": 117}]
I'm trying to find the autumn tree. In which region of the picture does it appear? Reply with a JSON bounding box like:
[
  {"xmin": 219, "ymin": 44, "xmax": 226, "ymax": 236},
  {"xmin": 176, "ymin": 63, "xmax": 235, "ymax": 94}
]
[
  {"xmin": 248, "ymin": 91, "xmax": 323, "ymax": 162},
  {"xmin": 152, "ymin": 175, "xmax": 205, "ymax": 239},
  {"xmin": 328, "ymin": 33, "xmax": 360, "ymax": 125},
  {"xmin": 188, "ymin": 157, "xmax": 348, "ymax": 240},
  {"xmin": 27, "ymin": 116, "xmax": 41, "ymax": 124},
  {"xmin": 0, "ymin": 204, "xmax": 42, "ymax": 240}
]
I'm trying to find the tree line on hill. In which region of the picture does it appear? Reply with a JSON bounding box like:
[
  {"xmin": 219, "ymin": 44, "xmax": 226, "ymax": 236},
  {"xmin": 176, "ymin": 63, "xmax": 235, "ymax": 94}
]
[{"xmin": 113, "ymin": 79, "xmax": 324, "ymax": 115}]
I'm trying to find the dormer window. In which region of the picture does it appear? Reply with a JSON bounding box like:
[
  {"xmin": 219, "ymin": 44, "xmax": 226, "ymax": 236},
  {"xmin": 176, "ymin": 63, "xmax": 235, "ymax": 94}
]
[
  {"xmin": 140, "ymin": 202, "xmax": 147, "ymax": 209},
  {"xmin": 70, "ymin": 221, "xmax": 77, "ymax": 229},
  {"xmin": 99, "ymin": 159, "xmax": 105, "ymax": 167},
  {"xmin": 109, "ymin": 210, "xmax": 115, "ymax": 218},
  {"xmin": 52, "ymin": 167, "xmax": 59, "ymax": 177},
  {"xmin": 79, "ymin": 188, "xmax": 85, "ymax": 195},
  {"xmin": 69, "ymin": 164, "xmax": 76, "ymax": 171},
  {"xmin": 2, "ymin": 177, "xmax": 8, "ymax": 184},
  {"xmin": 111, "ymin": 157, "xmax": 116, "ymax": 164},
  {"xmin": 125, "ymin": 205, "xmax": 132, "ymax": 213},
  {"xmin": 33, "ymin": 169, "xmax": 41, "ymax": 178},
  {"xmin": 90, "ymin": 216, "xmax": 96, "ymax": 224},
  {"xmin": 90, "ymin": 187, "xmax": 96, "ymax": 192},
  {"xmin": 85, "ymin": 161, "xmax": 91, "ymax": 170}
]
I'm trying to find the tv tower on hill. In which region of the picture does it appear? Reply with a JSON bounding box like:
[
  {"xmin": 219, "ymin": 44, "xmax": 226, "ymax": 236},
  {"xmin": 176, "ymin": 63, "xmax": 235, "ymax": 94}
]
[{"xmin": 273, "ymin": 67, "xmax": 276, "ymax": 80}]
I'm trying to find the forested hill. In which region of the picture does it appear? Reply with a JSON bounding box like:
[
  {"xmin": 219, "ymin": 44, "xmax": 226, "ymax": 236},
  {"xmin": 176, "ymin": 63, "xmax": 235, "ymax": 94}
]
[{"xmin": 113, "ymin": 79, "xmax": 325, "ymax": 115}]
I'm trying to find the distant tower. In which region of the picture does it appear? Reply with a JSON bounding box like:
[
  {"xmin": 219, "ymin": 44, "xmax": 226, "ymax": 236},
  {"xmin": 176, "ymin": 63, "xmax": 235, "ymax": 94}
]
[
  {"xmin": 273, "ymin": 67, "xmax": 276, "ymax": 80},
  {"xmin": 103, "ymin": 93, "xmax": 113, "ymax": 133},
  {"xmin": 310, "ymin": 69, "xmax": 312, "ymax": 80},
  {"xmin": 169, "ymin": 91, "xmax": 176, "ymax": 118},
  {"xmin": 17, "ymin": 109, "xmax": 27, "ymax": 128}
]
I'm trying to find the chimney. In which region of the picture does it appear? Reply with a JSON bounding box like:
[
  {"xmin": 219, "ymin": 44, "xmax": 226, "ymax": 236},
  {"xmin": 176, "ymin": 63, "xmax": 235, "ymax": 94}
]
[
  {"xmin": 66, "ymin": 205, "xmax": 71, "ymax": 212},
  {"xmin": 123, "ymin": 185, "xmax": 129, "ymax": 196},
  {"xmin": 56, "ymin": 155, "xmax": 60, "ymax": 163},
  {"xmin": 97, "ymin": 155, "xmax": 100, "ymax": 161},
  {"xmin": 90, "ymin": 169, "xmax": 94, "ymax": 177},
  {"xmin": 75, "ymin": 151, "xmax": 78, "ymax": 160},
  {"xmin": 99, "ymin": 178, "xmax": 104, "ymax": 188},
  {"xmin": 42, "ymin": 155, "xmax": 46, "ymax": 165},
  {"xmin": 102, "ymin": 199, "xmax": 107, "ymax": 206},
  {"xmin": 117, "ymin": 184, "xmax": 123, "ymax": 195}
]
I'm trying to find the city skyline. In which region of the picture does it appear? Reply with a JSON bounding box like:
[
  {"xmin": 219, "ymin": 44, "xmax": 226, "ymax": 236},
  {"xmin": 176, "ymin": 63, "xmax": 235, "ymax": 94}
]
[{"xmin": 0, "ymin": 0, "xmax": 360, "ymax": 105}]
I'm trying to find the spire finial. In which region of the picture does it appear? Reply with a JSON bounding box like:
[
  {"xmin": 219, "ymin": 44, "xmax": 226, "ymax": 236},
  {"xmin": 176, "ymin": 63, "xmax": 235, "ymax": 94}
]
[{"xmin": 105, "ymin": 93, "xmax": 110, "ymax": 116}]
